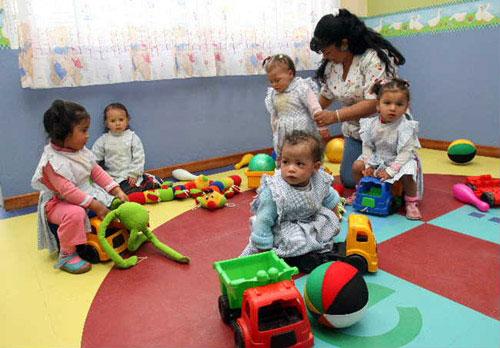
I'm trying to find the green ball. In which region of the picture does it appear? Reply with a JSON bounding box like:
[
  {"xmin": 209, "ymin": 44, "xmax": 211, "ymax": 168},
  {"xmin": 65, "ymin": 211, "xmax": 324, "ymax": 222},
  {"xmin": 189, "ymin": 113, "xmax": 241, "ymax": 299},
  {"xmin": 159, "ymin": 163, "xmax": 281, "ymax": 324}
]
[
  {"xmin": 248, "ymin": 154, "xmax": 276, "ymax": 171},
  {"xmin": 304, "ymin": 261, "xmax": 368, "ymax": 328},
  {"xmin": 447, "ymin": 139, "xmax": 476, "ymax": 164}
]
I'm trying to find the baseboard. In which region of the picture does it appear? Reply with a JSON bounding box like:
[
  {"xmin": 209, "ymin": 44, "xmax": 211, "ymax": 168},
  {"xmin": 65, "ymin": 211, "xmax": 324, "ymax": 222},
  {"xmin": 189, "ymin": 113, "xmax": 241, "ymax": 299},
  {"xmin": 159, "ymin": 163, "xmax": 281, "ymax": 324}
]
[
  {"xmin": 4, "ymin": 139, "xmax": 499, "ymax": 211},
  {"xmin": 4, "ymin": 147, "xmax": 273, "ymax": 211}
]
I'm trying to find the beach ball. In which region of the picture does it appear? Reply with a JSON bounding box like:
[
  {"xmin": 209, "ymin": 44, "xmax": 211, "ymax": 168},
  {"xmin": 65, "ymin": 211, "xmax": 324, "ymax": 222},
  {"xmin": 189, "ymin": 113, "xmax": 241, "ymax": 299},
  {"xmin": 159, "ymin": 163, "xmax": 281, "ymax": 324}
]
[
  {"xmin": 325, "ymin": 138, "xmax": 344, "ymax": 163},
  {"xmin": 248, "ymin": 153, "xmax": 276, "ymax": 171},
  {"xmin": 304, "ymin": 261, "xmax": 368, "ymax": 328},
  {"xmin": 447, "ymin": 139, "xmax": 476, "ymax": 164}
]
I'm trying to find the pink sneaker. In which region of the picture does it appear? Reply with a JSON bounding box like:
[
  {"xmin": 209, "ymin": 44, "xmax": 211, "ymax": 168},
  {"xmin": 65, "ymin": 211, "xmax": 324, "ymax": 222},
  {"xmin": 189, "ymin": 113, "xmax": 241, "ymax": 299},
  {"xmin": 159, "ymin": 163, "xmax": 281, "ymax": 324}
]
[{"xmin": 405, "ymin": 200, "xmax": 422, "ymax": 220}]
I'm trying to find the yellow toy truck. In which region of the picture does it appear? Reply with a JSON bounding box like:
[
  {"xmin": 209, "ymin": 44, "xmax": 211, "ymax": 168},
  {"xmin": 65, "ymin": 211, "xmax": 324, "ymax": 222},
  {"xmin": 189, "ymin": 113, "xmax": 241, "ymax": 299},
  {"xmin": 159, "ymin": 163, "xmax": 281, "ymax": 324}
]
[{"xmin": 331, "ymin": 214, "xmax": 378, "ymax": 273}]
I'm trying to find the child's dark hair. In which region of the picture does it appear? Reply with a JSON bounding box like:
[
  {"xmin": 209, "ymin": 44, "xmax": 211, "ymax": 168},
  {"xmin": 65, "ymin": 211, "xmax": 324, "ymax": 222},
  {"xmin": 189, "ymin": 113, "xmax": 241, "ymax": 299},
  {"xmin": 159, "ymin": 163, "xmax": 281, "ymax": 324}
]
[
  {"xmin": 283, "ymin": 130, "xmax": 324, "ymax": 163},
  {"xmin": 103, "ymin": 102, "xmax": 130, "ymax": 132},
  {"xmin": 310, "ymin": 9, "xmax": 405, "ymax": 82},
  {"xmin": 262, "ymin": 54, "xmax": 296, "ymax": 76},
  {"xmin": 371, "ymin": 78, "xmax": 411, "ymax": 101},
  {"xmin": 43, "ymin": 100, "xmax": 90, "ymax": 143}
]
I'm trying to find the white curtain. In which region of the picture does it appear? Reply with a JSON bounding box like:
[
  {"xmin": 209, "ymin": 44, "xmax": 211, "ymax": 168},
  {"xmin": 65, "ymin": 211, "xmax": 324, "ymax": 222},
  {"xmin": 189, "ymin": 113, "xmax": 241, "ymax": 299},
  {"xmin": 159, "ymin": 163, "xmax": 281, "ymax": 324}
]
[{"xmin": 4, "ymin": 0, "xmax": 339, "ymax": 89}]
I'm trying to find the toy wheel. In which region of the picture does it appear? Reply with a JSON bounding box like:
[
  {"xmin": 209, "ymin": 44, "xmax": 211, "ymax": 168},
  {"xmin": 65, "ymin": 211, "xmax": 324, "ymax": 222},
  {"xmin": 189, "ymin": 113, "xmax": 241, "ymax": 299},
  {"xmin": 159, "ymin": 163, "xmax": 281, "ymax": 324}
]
[
  {"xmin": 76, "ymin": 244, "xmax": 100, "ymax": 264},
  {"xmin": 218, "ymin": 295, "xmax": 232, "ymax": 324},
  {"xmin": 234, "ymin": 322, "xmax": 245, "ymax": 348},
  {"xmin": 346, "ymin": 254, "xmax": 368, "ymax": 274}
]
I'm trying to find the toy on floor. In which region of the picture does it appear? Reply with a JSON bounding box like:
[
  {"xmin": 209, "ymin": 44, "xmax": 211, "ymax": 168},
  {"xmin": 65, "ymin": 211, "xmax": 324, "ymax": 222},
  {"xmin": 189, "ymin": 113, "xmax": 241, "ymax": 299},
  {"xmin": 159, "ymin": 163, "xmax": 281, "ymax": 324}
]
[
  {"xmin": 465, "ymin": 175, "xmax": 500, "ymax": 208},
  {"xmin": 234, "ymin": 153, "xmax": 254, "ymax": 169},
  {"xmin": 48, "ymin": 214, "xmax": 130, "ymax": 264},
  {"xmin": 325, "ymin": 214, "xmax": 378, "ymax": 273},
  {"xmin": 197, "ymin": 191, "xmax": 227, "ymax": 210},
  {"xmin": 80, "ymin": 217, "xmax": 130, "ymax": 263},
  {"xmin": 213, "ymin": 251, "xmax": 314, "ymax": 347},
  {"xmin": 172, "ymin": 168, "xmax": 198, "ymax": 181},
  {"xmin": 248, "ymin": 153, "xmax": 276, "ymax": 171},
  {"xmin": 128, "ymin": 175, "xmax": 242, "ymax": 204},
  {"xmin": 452, "ymin": 183, "xmax": 490, "ymax": 212},
  {"xmin": 352, "ymin": 176, "xmax": 402, "ymax": 216},
  {"xmin": 245, "ymin": 154, "xmax": 276, "ymax": 190},
  {"xmin": 325, "ymin": 137, "xmax": 344, "ymax": 163},
  {"xmin": 98, "ymin": 202, "xmax": 190, "ymax": 268},
  {"xmin": 304, "ymin": 261, "xmax": 368, "ymax": 328},
  {"xmin": 196, "ymin": 185, "xmax": 241, "ymax": 210},
  {"xmin": 447, "ymin": 139, "xmax": 477, "ymax": 164}
]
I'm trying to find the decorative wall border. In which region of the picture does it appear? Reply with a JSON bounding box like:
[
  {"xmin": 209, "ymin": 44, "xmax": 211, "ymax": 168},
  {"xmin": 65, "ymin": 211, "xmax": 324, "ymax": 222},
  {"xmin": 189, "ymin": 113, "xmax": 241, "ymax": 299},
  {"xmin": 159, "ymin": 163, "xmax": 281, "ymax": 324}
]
[{"xmin": 364, "ymin": 0, "xmax": 499, "ymax": 37}]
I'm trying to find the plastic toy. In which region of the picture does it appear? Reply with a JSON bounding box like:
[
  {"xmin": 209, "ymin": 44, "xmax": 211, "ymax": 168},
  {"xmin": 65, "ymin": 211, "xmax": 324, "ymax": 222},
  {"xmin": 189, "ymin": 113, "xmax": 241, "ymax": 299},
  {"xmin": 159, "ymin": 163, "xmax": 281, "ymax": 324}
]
[
  {"xmin": 245, "ymin": 169, "xmax": 275, "ymax": 190},
  {"xmin": 325, "ymin": 137, "xmax": 344, "ymax": 163},
  {"xmin": 79, "ymin": 217, "xmax": 130, "ymax": 263},
  {"xmin": 172, "ymin": 168, "xmax": 198, "ymax": 181},
  {"xmin": 248, "ymin": 153, "xmax": 276, "ymax": 172},
  {"xmin": 327, "ymin": 214, "xmax": 378, "ymax": 273},
  {"xmin": 465, "ymin": 174, "xmax": 500, "ymax": 208},
  {"xmin": 98, "ymin": 202, "xmax": 190, "ymax": 268},
  {"xmin": 452, "ymin": 183, "xmax": 490, "ymax": 212},
  {"xmin": 447, "ymin": 139, "xmax": 476, "ymax": 164},
  {"xmin": 234, "ymin": 153, "xmax": 254, "ymax": 169},
  {"xmin": 304, "ymin": 261, "xmax": 368, "ymax": 328},
  {"xmin": 352, "ymin": 176, "xmax": 402, "ymax": 216},
  {"xmin": 48, "ymin": 214, "xmax": 129, "ymax": 264},
  {"xmin": 213, "ymin": 251, "xmax": 313, "ymax": 348}
]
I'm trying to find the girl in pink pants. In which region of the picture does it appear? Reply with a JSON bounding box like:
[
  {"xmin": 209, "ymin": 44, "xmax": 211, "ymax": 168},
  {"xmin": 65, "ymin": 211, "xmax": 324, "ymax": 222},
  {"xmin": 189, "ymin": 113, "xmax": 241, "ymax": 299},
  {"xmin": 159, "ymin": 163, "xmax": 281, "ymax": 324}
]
[{"xmin": 32, "ymin": 100, "xmax": 128, "ymax": 274}]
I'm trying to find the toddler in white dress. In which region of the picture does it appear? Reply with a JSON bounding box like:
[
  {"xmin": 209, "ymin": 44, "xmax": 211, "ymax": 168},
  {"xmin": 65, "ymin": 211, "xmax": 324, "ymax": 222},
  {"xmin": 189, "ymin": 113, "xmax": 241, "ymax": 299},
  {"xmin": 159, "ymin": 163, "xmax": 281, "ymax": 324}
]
[
  {"xmin": 263, "ymin": 54, "xmax": 330, "ymax": 157},
  {"xmin": 350, "ymin": 78, "xmax": 423, "ymax": 220}
]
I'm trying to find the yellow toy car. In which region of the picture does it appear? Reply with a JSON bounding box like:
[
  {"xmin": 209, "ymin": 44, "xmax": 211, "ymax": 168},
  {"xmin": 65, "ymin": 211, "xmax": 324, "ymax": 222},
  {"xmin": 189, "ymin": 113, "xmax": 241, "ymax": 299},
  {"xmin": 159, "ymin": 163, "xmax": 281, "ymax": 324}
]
[
  {"xmin": 330, "ymin": 214, "xmax": 378, "ymax": 273},
  {"xmin": 78, "ymin": 217, "xmax": 130, "ymax": 263}
]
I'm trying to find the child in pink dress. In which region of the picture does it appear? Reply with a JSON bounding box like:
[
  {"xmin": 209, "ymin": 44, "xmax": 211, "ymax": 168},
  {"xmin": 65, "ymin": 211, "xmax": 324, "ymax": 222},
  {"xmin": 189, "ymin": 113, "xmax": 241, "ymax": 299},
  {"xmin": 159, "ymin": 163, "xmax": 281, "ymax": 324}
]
[{"xmin": 32, "ymin": 100, "xmax": 128, "ymax": 274}]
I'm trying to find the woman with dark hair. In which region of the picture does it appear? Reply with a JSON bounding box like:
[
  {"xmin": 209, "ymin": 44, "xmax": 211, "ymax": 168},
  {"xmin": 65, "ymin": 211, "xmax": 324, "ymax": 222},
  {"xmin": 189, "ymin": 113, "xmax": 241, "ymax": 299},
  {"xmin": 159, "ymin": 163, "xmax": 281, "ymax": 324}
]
[{"xmin": 310, "ymin": 9, "xmax": 405, "ymax": 188}]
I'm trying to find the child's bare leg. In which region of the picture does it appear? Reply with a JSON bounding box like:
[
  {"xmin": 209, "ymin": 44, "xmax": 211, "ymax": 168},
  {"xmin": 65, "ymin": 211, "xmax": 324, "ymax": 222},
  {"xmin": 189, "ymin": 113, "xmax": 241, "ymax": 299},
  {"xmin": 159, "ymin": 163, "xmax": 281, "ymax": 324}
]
[
  {"xmin": 346, "ymin": 160, "xmax": 365, "ymax": 204},
  {"xmin": 401, "ymin": 175, "xmax": 417, "ymax": 197},
  {"xmin": 352, "ymin": 160, "xmax": 365, "ymax": 185},
  {"xmin": 401, "ymin": 175, "xmax": 422, "ymax": 220}
]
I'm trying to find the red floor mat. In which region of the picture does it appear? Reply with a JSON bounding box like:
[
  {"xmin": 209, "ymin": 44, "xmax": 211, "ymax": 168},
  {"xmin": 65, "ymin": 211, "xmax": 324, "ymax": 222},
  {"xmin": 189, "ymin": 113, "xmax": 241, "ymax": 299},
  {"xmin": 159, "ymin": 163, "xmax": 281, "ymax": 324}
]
[
  {"xmin": 379, "ymin": 224, "xmax": 500, "ymax": 320},
  {"xmin": 81, "ymin": 174, "xmax": 498, "ymax": 347},
  {"xmin": 82, "ymin": 191, "xmax": 254, "ymax": 348}
]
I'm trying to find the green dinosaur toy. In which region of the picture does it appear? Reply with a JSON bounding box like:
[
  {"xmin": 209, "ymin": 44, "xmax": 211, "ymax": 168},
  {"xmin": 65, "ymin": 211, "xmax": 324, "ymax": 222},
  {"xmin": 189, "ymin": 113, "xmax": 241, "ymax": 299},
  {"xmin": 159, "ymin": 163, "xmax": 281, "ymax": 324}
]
[{"xmin": 98, "ymin": 202, "xmax": 190, "ymax": 268}]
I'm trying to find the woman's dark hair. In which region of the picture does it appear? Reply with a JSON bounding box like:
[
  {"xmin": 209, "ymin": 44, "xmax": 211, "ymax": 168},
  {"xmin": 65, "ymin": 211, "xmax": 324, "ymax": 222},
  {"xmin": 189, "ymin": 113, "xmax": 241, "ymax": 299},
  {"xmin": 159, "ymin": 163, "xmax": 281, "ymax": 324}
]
[
  {"xmin": 310, "ymin": 9, "xmax": 405, "ymax": 82},
  {"xmin": 262, "ymin": 54, "xmax": 296, "ymax": 76},
  {"xmin": 43, "ymin": 100, "xmax": 90, "ymax": 143},
  {"xmin": 371, "ymin": 78, "xmax": 411, "ymax": 101},
  {"xmin": 283, "ymin": 130, "xmax": 324, "ymax": 163},
  {"xmin": 103, "ymin": 102, "xmax": 131, "ymax": 132}
]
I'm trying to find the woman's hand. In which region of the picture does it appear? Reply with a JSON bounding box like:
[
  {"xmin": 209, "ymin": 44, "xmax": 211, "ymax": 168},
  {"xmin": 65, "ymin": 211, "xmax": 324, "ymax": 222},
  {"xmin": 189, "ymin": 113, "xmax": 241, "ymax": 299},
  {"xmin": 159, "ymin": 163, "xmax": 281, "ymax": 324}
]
[
  {"xmin": 110, "ymin": 186, "xmax": 129, "ymax": 202},
  {"xmin": 89, "ymin": 199, "xmax": 110, "ymax": 220},
  {"xmin": 314, "ymin": 110, "xmax": 335, "ymax": 127}
]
